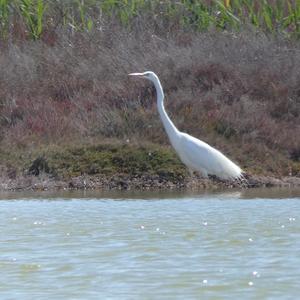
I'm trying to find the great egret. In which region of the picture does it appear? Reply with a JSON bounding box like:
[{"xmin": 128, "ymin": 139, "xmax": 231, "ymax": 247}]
[{"xmin": 129, "ymin": 71, "xmax": 243, "ymax": 181}]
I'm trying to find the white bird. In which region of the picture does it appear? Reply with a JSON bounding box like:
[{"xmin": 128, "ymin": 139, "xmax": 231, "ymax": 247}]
[{"xmin": 129, "ymin": 71, "xmax": 243, "ymax": 181}]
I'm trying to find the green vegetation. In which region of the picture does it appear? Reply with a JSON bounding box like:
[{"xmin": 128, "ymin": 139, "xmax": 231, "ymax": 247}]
[
  {"xmin": 0, "ymin": 143, "xmax": 187, "ymax": 182},
  {"xmin": 1, "ymin": 1, "xmax": 300, "ymax": 39}
]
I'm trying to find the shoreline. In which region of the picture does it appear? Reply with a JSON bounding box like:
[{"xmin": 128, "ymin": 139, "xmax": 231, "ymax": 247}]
[
  {"xmin": 1, "ymin": 173, "xmax": 300, "ymax": 192},
  {"xmin": 1, "ymin": 143, "xmax": 299, "ymax": 193}
]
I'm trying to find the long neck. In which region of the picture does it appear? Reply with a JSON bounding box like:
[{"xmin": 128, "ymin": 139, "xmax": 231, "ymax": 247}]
[{"xmin": 152, "ymin": 78, "xmax": 180, "ymax": 145}]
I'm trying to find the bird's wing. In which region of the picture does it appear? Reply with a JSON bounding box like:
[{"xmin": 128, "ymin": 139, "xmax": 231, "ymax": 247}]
[
  {"xmin": 179, "ymin": 133, "xmax": 218, "ymax": 170},
  {"xmin": 178, "ymin": 133, "xmax": 241, "ymax": 179}
]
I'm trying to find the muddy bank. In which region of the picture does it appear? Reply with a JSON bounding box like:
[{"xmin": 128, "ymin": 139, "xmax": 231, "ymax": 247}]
[
  {"xmin": 1, "ymin": 143, "xmax": 299, "ymax": 192},
  {"xmin": 1, "ymin": 173, "xmax": 300, "ymax": 192}
]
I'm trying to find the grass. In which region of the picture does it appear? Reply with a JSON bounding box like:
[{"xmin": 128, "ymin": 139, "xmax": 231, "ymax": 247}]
[{"xmin": 0, "ymin": 142, "xmax": 187, "ymax": 183}]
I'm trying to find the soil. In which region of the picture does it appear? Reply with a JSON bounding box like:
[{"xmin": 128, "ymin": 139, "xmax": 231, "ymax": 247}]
[{"xmin": 1, "ymin": 173, "xmax": 299, "ymax": 192}]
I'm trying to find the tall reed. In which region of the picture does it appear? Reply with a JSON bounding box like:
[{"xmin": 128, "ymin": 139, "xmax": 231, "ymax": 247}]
[
  {"xmin": 18, "ymin": 0, "xmax": 46, "ymax": 39},
  {"xmin": 0, "ymin": 1, "xmax": 300, "ymax": 40}
]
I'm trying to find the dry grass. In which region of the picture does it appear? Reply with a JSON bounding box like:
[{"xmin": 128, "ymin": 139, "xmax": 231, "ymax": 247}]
[{"xmin": 0, "ymin": 24, "xmax": 299, "ymax": 177}]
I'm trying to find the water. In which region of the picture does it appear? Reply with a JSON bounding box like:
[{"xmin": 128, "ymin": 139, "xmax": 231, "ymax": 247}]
[{"xmin": 0, "ymin": 188, "xmax": 300, "ymax": 299}]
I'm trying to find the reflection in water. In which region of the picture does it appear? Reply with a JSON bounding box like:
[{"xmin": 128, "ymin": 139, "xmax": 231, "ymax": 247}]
[
  {"xmin": 241, "ymin": 187, "xmax": 300, "ymax": 199},
  {"xmin": 0, "ymin": 189, "xmax": 299, "ymax": 299},
  {"xmin": 0, "ymin": 187, "xmax": 299, "ymax": 201}
]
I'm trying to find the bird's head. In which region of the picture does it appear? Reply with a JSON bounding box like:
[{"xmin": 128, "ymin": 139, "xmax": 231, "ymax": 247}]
[{"xmin": 128, "ymin": 71, "xmax": 158, "ymax": 84}]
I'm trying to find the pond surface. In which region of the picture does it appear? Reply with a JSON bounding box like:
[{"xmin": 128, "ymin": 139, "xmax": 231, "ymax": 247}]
[{"xmin": 0, "ymin": 188, "xmax": 299, "ymax": 299}]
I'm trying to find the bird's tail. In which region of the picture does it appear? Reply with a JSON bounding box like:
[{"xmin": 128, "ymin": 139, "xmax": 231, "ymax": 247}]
[{"xmin": 235, "ymin": 172, "xmax": 249, "ymax": 188}]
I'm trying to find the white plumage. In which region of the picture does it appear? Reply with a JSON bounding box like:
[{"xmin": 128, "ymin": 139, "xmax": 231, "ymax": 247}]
[{"xmin": 129, "ymin": 71, "xmax": 242, "ymax": 181}]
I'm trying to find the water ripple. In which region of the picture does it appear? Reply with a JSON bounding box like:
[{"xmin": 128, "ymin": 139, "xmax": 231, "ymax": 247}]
[{"xmin": 0, "ymin": 195, "xmax": 299, "ymax": 299}]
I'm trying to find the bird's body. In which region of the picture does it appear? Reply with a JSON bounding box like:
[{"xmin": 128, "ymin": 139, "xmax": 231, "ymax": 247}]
[{"xmin": 129, "ymin": 71, "xmax": 242, "ymax": 181}]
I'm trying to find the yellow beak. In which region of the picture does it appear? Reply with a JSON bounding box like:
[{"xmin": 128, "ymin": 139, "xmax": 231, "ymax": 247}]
[{"xmin": 128, "ymin": 73, "xmax": 144, "ymax": 77}]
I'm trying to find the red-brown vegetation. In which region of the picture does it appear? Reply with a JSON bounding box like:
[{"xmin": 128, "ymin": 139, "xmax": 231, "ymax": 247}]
[{"xmin": 0, "ymin": 25, "xmax": 299, "ymax": 179}]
